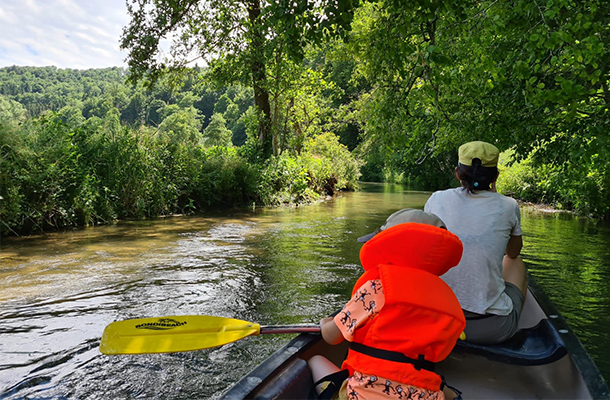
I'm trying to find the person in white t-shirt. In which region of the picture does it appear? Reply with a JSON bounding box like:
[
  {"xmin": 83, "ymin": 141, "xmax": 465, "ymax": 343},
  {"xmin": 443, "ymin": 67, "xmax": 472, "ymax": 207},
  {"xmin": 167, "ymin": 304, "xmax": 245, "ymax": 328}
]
[{"xmin": 424, "ymin": 141, "xmax": 527, "ymax": 344}]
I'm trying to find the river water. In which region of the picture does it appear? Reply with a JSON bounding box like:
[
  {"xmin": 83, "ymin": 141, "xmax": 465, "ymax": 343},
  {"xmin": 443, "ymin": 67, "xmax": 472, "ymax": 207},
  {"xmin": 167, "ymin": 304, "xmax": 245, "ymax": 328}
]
[{"xmin": 1, "ymin": 183, "xmax": 609, "ymax": 399}]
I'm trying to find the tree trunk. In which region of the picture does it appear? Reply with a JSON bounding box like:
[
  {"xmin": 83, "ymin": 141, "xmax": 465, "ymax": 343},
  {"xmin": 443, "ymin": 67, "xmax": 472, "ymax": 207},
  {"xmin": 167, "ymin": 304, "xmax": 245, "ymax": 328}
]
[{"xmin": 247, "ymin": 0, "xmax": 273, "ymax": 159}]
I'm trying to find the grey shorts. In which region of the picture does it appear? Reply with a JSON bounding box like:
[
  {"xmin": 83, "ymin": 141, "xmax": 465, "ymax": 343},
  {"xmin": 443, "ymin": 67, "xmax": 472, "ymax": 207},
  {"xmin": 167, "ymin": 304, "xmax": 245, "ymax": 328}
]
[{"xmin": 462, "ymin": 282, "xmax": 525, "ymax": 344}]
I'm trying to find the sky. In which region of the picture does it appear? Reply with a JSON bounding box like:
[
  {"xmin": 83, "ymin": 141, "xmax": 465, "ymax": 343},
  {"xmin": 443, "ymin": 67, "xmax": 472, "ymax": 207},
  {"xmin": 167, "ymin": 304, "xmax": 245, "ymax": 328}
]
[{"xmin": 0, "ymin": 0, "xmax": 131, "ymax": 69}]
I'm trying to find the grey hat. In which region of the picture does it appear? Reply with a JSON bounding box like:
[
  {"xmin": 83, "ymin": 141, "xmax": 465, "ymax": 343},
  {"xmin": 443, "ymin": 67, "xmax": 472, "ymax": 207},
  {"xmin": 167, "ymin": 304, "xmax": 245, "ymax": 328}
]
[{"xmin": 357, "ymin": 208, "xmax": 446, "ymax": 243}]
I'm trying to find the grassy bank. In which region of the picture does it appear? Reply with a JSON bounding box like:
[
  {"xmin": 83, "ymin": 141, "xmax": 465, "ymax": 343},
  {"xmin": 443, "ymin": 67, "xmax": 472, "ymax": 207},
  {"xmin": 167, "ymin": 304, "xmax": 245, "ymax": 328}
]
[{"xmin": 0, "ymin": 112, "xmax": 361, "ymax": 237}]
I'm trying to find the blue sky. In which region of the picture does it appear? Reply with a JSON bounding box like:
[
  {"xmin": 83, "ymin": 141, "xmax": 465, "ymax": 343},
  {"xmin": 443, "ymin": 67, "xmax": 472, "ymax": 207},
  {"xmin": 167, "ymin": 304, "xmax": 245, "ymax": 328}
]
[{"xmin": 0, "ymin": 0, "xmax": 131, "ymax": 69}]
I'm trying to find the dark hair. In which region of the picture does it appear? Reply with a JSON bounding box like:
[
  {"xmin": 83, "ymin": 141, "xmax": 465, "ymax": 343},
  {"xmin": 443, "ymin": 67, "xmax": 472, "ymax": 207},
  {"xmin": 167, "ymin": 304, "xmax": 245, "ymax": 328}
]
[{"xmin": 457, "ymin": 158, "xmax": 498, "ymax": 193}]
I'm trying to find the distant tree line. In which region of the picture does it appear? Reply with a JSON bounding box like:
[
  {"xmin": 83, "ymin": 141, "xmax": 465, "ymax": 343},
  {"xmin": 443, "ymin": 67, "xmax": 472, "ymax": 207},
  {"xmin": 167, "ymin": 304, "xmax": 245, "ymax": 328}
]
[{"xmin": 0, "ymin": 66, "xmax": 253, "ymax": 146}]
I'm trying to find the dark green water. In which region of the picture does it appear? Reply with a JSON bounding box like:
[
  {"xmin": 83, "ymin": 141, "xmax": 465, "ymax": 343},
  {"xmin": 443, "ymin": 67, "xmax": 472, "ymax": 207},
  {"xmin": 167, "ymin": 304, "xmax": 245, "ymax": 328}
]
[
  {"xmin": 0, "ymin": 183, "xmax": 608, "ymax": 399},
  {"xmin": 520, "ymin": 207, "xmax": 610, "ymax": 379}
]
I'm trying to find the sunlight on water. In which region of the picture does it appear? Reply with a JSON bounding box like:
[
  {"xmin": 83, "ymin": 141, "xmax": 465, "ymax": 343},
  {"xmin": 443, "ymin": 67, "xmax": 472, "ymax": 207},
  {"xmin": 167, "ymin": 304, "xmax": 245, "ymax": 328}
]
[{"xmin": 1, "ymin": 185, "xmax": 609, "ymax": 399}]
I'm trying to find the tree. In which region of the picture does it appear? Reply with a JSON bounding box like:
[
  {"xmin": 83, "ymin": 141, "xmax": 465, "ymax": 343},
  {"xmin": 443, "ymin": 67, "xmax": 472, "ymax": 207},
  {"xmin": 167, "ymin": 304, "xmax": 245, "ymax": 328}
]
[
  {"xmin": 350, "ymin": 0, "xmax": 609, "ymax": 190},
  {"xmin": 0, "ymin": 95, "xmax": 28, "ymax": 126},
  {"xmin": 203, "ymin": 113, "xmax": 233, "ymax": 148},
  {"xmin": 214, "ymin": 94, "xmax": 232, "ymax": 115},
  {"xmin": 121, "ymin": 0, "xmax": 358, "ymax": 159},
  {"xmin": 158, "ymin": 106, "xmax": 204, "ymax": 145},
  {"xmin": 122, "ymin": 88, "xmax": 148, "ymax": 125}
]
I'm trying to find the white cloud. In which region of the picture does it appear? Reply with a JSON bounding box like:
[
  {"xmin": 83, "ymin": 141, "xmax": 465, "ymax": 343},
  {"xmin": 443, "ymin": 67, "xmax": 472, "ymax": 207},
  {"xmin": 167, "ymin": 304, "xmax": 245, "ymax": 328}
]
[{"xmin": 0, "ymin": 0, "xmax": 130, "ymax": 69}]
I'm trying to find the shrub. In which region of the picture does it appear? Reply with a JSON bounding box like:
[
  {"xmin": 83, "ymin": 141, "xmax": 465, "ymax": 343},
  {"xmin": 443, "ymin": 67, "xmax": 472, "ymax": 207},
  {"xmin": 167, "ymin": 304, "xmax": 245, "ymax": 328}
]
[
  {"xmin": 497, "ymin": 151, "xmax": 609, "ymax": 218},
  {"xmin": 0, "ymin": 118, "xmax": 362, "ymax": 236},
  {"xmin": 257, "ymin": 153, "xmax": 315, "ymax": 205},
  {"xmin": 191, "ymin": 146, "xmax": 259, "ymax": 207},
  {"xmin": 256, "ymin": 133, "xmax": 362, "ymax": 206},
  {"xmin": 302, "ymin": 132, "xmax": 362, "ymax": 192}
]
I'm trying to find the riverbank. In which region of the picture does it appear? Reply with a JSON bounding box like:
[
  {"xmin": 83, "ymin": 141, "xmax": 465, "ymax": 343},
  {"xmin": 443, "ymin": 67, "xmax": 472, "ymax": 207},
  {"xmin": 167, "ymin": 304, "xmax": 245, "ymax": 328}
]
[
  {"xmin": 0, "ymin": 113, "xmax": 361, "ymax": 238},
  {"xmin": 518, "ymin": 200, "xmax": 574, "ymax": 215}
]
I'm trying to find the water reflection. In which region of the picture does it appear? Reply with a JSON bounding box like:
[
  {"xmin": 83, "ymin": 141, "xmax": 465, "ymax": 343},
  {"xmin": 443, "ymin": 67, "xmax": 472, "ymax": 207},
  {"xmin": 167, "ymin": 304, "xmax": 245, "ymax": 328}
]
[
  {"xmin": 520, "ymin": 207, "xmax": 610, "ymax": 381},
  {"xmin": 1, "ymin": 187, "xmax": 609, "ymax": 399}
]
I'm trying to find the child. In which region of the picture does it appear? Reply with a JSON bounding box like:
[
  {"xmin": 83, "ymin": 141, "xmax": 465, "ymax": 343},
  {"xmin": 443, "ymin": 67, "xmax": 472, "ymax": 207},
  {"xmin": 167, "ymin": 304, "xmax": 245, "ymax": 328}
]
[{"xmin": 308, "ymin": 209, "xmax": 465, "ymax": 400}]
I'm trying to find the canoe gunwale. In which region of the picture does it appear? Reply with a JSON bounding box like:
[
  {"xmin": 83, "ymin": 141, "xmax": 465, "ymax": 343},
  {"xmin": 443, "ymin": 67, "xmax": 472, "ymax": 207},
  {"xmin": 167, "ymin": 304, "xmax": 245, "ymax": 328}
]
[
  {"xmin": 220, "ymin": 334, "xmax": 320, "ymax": 399},
  {"xmin": 526, "ymin": 275, "xmax": 610, "ymax": 399}
]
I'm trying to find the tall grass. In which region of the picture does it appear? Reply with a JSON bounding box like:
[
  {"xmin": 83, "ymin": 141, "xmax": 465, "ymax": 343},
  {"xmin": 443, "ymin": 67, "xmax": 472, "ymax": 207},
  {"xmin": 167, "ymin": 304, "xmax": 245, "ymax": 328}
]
[{"xmin": 0, "ymin": 113, "xmax": 361, "ymax": 236}]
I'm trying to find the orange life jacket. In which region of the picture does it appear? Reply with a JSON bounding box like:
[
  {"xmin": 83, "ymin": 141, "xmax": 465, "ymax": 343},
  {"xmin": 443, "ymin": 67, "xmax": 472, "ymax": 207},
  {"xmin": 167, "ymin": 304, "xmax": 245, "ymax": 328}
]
[{"xmin": 341, "ymin": 223, "xmax": 466, "ymax": 391}]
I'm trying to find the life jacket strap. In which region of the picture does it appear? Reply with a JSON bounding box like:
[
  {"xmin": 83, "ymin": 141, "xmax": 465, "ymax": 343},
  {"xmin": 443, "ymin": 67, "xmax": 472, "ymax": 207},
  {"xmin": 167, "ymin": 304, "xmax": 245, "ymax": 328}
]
[
  {"xmin": 316, "ymin": 369, "xmax": 349, "ymax": 400},
  {"xmin": 441, "ymin": 375, "xmax": 463, "ymax": 400},
  {"xmin": 349, "ymin": 342, "xmax": 436, "ymax": 372}
]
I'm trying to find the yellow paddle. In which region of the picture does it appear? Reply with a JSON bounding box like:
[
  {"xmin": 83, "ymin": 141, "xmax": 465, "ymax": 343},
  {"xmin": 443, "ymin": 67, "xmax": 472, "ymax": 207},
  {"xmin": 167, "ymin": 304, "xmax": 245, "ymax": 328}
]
[{"xmin": 99, "ymin": 315, "xmax": 321, "ymax": 355}]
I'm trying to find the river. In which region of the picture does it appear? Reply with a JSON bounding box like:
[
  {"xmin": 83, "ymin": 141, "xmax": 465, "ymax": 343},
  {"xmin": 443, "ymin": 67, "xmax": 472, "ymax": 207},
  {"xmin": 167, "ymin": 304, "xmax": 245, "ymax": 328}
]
[{"xmin": 1, "ymin": 183, "xmax": 609, "ymax": 399}]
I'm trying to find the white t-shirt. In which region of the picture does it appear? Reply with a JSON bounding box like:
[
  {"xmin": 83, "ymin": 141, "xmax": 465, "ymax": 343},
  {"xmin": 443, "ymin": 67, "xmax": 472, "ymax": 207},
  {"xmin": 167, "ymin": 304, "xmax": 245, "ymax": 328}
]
[{"xmin": 424, "ymin": 188, "xmax": 522, "ymax": 315}]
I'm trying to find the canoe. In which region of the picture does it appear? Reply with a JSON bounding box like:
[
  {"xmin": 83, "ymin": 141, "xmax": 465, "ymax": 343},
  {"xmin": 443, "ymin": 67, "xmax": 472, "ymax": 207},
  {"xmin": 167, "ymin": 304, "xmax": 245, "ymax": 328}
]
[{"xmin": 221, "ymin": 276, "xmax": 610, "ymax": 399}]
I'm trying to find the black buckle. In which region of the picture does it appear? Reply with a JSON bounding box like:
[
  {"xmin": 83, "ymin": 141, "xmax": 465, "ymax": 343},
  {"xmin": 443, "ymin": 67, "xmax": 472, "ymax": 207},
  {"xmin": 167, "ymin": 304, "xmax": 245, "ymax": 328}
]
[{"xmin": 414, "ymin": 354, "xmax": 435, "ymax": 371}]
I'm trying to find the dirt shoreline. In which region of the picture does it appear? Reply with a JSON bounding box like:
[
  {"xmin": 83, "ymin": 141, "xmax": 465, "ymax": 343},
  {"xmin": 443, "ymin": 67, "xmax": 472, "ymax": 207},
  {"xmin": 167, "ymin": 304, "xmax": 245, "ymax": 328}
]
[{"xmin": 518, "ymin": 200, "xmax": 573, "ymax": 215}]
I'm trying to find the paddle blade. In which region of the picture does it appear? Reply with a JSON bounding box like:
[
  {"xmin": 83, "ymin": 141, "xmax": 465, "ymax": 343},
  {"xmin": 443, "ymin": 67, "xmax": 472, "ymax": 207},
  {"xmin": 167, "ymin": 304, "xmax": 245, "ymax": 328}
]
[{"xmin": 100, "ymin": 315, "xmax": 260, "ymax": 355}]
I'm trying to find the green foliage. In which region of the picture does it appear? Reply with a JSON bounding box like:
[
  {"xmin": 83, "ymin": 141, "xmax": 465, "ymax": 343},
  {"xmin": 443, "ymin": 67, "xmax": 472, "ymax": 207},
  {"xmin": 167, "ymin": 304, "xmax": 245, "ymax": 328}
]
[
  {"xmin": 120, "ymin": 0, "xmax": 359, "ymax": 159},
  {"xmin": 0, "ymin": 109, "xmax": 360, "ymax": 236},
  {"xmin": 257, "ymin": 133, "xmax": 361, "ymax": 206},
  {"xmin": 3, "ymin": 114, "xmax": 83, "ymax": 231},
  {"xmin": 4, "ymin": 0, "xmax": 609, "ymax": 225},
  {"xmin": 158, "ymin": 106, "xmax": 204, "ymax": 145},
  {"xmin": 0, "ymin": 66, "xmax": 126, "ymax": 117},
  {"xmin": 256, "ymin": 153, "xmax": 315, "ymax": 205},
  {"xmin": 348, "ymin": 0, "xmax": 609, "ymax": 215},
  {"xmin": 302, "ymin": 132, "xmax": 362, "ymax": 192},
  {"xmin": 203, "ymin": 113, "xmax": 233, "ymax": 148},
  {"xmin": 189, "ymin": 146, "xmax": 259, "ymax": 208},
  {"xmin": 0, "ymin": 66, "xmax": 249, "ymax": 142},
  {"xmin": 0, "ymin": 120, "xmax": 24, "ymax": 234},
  {"xmin": 0, "ymin": 95, "xmax": 28, "ymax": 125},
  {"xmin": 120, "ymin": 0, "xmax": 357, "ymax": 84},
  {"xmin": 498, "ymin": 151, "xmax": 609, "ymax": 218},
  {"xmin": 268, "ymin": 56, "xmax": 340, "ymax": 154}
]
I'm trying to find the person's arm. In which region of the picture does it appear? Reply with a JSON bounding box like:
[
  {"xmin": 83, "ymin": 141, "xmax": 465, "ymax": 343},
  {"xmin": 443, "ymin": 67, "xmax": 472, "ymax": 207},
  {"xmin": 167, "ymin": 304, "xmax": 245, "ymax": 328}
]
[
  {"xmin": 423, "ymin": 192, "xmax": 435, "ymax": 213},
  {"xmin": 320, "ymin": 317, "xmax": 344, "ymax": 345},
  {"xmin": 506, "ymin": 235, "xmax": 522, "ymax": 259},
  {"xmin": 326, "ymin": 279, "xmax": 384, "ymax": 345}
]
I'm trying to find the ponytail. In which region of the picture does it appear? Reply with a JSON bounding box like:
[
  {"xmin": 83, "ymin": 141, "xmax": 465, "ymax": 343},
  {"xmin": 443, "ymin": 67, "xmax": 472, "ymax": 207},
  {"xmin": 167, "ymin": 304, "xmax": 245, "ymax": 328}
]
[{"xmin": 457, "ymin": 159, "xmax": 498, "ymax": 194}]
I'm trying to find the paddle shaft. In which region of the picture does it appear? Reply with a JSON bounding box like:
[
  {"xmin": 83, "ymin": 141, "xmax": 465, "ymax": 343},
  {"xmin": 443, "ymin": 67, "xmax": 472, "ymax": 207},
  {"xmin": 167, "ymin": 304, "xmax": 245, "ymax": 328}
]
[{"xmin": 260, "ymin": 325, "xmax": 321, "ymax": 335}]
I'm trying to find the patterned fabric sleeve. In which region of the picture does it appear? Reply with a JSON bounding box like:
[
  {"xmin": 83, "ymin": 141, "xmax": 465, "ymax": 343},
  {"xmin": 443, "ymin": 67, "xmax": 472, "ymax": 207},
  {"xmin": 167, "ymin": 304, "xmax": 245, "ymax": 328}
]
[{"xmin": 333, "ymin": 279, "xmax": 385, "ymax": 341}]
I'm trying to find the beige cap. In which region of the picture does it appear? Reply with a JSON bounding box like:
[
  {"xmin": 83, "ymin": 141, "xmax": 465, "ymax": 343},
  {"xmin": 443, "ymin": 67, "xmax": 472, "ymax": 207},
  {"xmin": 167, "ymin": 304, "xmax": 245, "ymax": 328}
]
[
  {"xmin": 357, "ymin": 209, "xmax": 446, "ymax": 242},
  {"xmin": 458, "ymin": 141, "xmax": 499, "ymax": 167}
]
